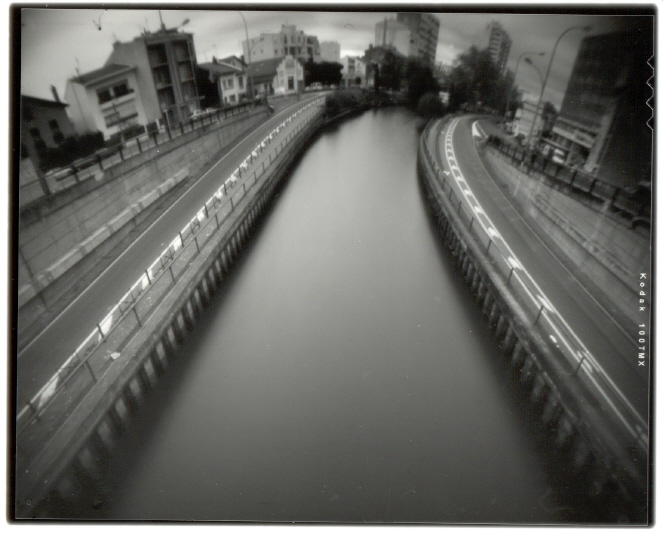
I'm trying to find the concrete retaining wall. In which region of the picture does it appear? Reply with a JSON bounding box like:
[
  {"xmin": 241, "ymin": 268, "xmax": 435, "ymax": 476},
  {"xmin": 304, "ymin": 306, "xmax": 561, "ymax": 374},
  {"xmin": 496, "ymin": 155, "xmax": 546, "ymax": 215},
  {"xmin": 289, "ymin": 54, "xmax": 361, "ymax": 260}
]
[
  {"xmin": 483, "ymin": 149, "xmax": 650, "ymax": 325},
  {"xmin": 416, "ymin": 120, "xmax": 647, "ymax": 522},
  {"xmin": 16, "ymin": 108, "xmax": 327, "ymax": 519},
  {"xmin": 17, "ymin": 110, "xmax": 270, "ymax": 332}
]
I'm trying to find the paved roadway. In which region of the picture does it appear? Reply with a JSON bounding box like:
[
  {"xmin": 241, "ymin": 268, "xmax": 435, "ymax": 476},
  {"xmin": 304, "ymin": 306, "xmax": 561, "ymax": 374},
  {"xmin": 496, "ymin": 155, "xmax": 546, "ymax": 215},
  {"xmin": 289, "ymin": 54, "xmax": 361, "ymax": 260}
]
[
  {"xmin": 17, "ymin": 95, "xmax": 323, "ymax": 408},
  {"xmin": 429, "ymin": 115, "xmax": 649, "ymax": 424}
]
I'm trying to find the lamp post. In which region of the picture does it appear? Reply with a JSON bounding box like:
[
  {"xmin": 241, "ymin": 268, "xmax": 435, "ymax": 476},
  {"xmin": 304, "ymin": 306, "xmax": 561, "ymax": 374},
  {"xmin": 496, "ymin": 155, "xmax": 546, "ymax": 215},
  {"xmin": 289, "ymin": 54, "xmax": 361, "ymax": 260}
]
[
  {"xmin": 503, "ymin": 51, "xmax": 544, "ymax": 124},
  {"xmin": 526, "ymin": 24, "xmax": 592, "ymax": 148},
  {"xmin": 238, "ymin": 12, "xmax": 256, "ymax": 106}
]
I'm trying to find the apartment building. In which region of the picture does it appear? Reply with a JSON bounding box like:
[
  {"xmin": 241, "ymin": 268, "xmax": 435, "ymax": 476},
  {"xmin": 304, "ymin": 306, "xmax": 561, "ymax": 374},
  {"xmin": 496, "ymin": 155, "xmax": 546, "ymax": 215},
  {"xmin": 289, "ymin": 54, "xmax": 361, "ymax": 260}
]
[
  {"xmin": 243, "ymin": 24, "xmax": 321, "ymax": 64},
  {"xmin": 485, "ymin": 21, "xmax": 512, "ymax": 75},
  {"xmin": 396, "ymin": 12, "xmax": 440, "ymax": 67},
  {"xmin": 374, "ymin": 18, "xmax": 412, "ymax": 57},
  {"xmin": 320, "ymin": 41, "xmax": 341, "ymax": 63},
  {"xmin": 64, "ymin": 63, "xmax": 150, "ymax": 141},
  {"xmin": 199, "ymin": 56, "xmax": 248, "ymax": 106},
  {"xmin": 544, "ymin": 25, "xmax": 653, "ymax": 187},
  {"xmin": 105, "ymin": 26, "xmax": 202, "ymax": 126},
  {"xmin": 339, "ymin": 56, "xmax": 367, "ymax": 87}
]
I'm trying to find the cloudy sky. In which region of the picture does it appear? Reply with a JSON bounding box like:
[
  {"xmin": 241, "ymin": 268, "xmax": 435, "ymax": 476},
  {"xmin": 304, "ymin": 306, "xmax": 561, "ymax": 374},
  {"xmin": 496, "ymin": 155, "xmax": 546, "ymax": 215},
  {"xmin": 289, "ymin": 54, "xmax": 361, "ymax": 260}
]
[{"xmin": 19, "ymin": 3, "xmax": 651, "ymax": 110}]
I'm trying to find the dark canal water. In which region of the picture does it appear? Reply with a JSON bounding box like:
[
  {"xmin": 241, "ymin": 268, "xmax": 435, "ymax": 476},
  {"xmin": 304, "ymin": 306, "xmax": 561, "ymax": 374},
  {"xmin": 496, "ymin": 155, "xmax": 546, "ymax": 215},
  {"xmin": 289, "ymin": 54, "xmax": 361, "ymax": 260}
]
[{"xmin": 66, "ymin": 108, "xmax": 571, "ymax": 523}]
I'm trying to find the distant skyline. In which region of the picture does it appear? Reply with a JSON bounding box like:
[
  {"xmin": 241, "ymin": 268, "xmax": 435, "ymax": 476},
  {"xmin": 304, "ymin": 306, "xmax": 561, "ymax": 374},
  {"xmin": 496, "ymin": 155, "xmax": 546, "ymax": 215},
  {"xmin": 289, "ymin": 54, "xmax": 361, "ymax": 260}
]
[{"xmin": 19, "ymin": 5, "xmax": 647, "ymax": 111}]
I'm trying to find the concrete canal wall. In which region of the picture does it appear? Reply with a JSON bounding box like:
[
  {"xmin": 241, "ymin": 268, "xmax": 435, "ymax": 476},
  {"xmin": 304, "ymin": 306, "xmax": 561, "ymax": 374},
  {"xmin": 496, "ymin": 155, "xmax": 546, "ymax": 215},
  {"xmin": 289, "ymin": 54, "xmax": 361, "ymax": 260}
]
[
  {"xmin": 15, "ymin": 103, "xmax": 331, "ymax": 518},
  {"xmin": 416, "ymin": 118, "xmax": 647, "ymax": 521}
]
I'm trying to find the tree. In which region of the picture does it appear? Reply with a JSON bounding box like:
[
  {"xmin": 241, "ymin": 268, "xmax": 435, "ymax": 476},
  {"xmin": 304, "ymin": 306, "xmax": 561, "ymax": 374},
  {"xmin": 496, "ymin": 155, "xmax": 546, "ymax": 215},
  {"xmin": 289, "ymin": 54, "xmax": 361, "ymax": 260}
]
[
  {"xmin": 195, "ymin": 66, "xmax": 221, "ymax": 109},
  {"xmin": 404, "ymin": 58, "xmax": 440, "ymax": 108},
  {"xmin": 417, "ymin": 91, "xmax": 446, "ymax": 118},
  {"xmin": 304, "ymin": 60, "xmax": 343, "ymax": 86},
  {"xmin": 446, "ymin": 45, "xmax": 509, "ymax": 113},
  {"xmin": 378, "ymin": 49, "xmax": 403, "ymax": 91}
]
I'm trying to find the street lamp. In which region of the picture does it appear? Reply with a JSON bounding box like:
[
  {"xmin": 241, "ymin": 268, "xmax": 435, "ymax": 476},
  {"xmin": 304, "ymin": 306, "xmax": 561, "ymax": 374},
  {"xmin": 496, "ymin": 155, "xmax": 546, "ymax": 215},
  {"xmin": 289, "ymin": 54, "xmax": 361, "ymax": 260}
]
[
  {"xmin": 503, "ymin": 51, "xmax": 545, "ymax": 123},
  {"xmin": 526, "ymin": 24, "xmax": 592, "ymax": 147},
  {"xmin": 238, "ymin": 12, "xmax": 256, "ymax": 106}
]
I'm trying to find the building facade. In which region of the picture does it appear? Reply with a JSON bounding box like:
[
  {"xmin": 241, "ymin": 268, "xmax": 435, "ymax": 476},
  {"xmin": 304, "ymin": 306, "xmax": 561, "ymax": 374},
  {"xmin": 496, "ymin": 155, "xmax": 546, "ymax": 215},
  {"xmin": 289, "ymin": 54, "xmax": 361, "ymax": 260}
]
[
  {"xmin": 64, "ymin": 64, "xmax": 150, "ymax": 141},
  {"xmin": 485, "ymin": 21, "xmax": 512, "ymax": 75},
  {"xmin": 512, "ymin": 93, "xmax": 542, "ymax": 142},
  {"xmin": 245, "ymin": 55, "xmax": 305, "ymax": 96},
  {"xmin": 243, "ymin": 24, "xmax": 321, "ymax": 64},
  {"xmin": 339, "ymin": 56, "xmax": 367, "ymax": 87},
  {"xmin": 374, "ymin": 19, "xmax": 412, "ymax": 57},
  {"xmin": 105, "ymin": 26, "xmax": 202, "ymax": 126},
  {"xmin": 319, "ymin": 41, "xmax": 341, "ymax": 63},
  {"xmin": 543, "ymin": 25, "xmax": 653, "ymax": 187},
  {"xmin": 199, "ymin": 56, "xmax": 248, "ymax": 106},
  {"xmin": 20, "ymin": 93, "xmax": 76, "ymax": 166},
  {"xmin": 396, "ymin": 12, "xmax": 440, "ymax": 67}
]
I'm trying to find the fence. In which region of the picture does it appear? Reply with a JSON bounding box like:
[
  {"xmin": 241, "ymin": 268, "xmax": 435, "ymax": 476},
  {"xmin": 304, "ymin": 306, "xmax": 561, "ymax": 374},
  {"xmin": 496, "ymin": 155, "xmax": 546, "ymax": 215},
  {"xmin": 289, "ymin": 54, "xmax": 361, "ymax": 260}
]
[
  {"xmin": 486, "ymin": 136, "xmax": 651, "ymax": 224},
  {"xmin": 37, "ymin": 103, "xmax": 257, "ymax": 195},
  {"xmin": 422, "ymin": 118, "xmax": 648, "ymax": 455},
  {"xmin": 16, "ymin": 98, "xmax": 325, "ymax": 470}
]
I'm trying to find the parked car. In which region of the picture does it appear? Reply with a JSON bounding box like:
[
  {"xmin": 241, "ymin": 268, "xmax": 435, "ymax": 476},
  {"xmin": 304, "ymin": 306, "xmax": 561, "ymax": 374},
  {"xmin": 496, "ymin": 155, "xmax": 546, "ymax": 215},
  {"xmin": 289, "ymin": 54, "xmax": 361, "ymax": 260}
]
[{"xmin": 307, "ymin": 82, "xmax": 323, "ymax": 91}]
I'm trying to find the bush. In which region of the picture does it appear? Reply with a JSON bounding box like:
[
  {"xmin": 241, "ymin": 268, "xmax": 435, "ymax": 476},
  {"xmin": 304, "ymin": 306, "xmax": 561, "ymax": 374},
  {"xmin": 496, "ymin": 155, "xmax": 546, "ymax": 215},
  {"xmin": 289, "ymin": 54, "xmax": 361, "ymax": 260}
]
[
  {"xmin": 38, "ymin": 132, "xmax": 105, "ymax": 171},
  {"xmin": 324, "ymin": 88, "xmax": 367, "ymax": 117}
]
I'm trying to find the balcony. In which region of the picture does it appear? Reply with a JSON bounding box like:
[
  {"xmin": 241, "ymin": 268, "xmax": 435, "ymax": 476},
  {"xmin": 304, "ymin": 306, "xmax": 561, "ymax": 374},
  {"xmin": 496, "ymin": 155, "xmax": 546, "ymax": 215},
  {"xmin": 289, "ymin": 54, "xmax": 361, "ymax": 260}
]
[{"xmin": 98, "ymin": 90, "xmax": 136, "ymax": 112}]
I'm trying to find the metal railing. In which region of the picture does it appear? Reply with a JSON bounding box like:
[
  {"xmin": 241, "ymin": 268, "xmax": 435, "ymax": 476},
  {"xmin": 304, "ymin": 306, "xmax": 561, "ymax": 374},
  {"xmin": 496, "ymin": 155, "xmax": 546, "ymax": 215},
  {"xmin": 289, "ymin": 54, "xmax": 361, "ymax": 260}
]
[
  {"xmin": 486, "ymin": 135, "xmax": 651, "ymax": 223},
  {"xmin": 422, "ymin": 118, "xmax": 648, "ymax": 455},
  {"xmin": 16, "ymin": 98, "xmax": 325, "ymax": 468}
]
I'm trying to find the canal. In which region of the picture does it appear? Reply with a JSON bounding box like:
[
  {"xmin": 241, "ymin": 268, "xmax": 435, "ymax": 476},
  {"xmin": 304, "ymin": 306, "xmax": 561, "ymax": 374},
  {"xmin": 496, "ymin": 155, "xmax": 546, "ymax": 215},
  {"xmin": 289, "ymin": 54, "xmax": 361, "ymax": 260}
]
[{"xmin": 61, "ymin": 108, "xmax": 570, "ymax": 523}]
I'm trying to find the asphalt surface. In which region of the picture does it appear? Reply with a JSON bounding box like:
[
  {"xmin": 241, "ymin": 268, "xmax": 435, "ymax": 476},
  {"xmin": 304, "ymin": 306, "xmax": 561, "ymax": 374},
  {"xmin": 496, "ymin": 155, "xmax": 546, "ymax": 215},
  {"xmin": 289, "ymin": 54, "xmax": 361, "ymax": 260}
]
[
  {"xmin": 17, "ymin": 95, "xmax": 323, "ymax": 408},
  {"xmin": 429, "ymin": 115, "xmax": 649, "ymax": 424}
]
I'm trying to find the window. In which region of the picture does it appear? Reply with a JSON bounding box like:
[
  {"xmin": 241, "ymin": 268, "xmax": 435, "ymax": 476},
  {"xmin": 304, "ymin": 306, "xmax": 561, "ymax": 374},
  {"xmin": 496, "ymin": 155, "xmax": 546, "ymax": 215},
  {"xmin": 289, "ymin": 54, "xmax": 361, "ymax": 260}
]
[
  {"xmin": 229, "ymin": 95, "xmax": 236, "ymax": 103},
  {"xmin": 113, "ymin": 82, "xmax": 130, "ymax": 97},
  {"xmin": 238, "ymin": 76, "xmax": 244, "ymax": 89},
  {"xmin": 48, "ymin": 119, "xmax": 64, "ymax": 144},
  {"xmin": 97, "ymin": 88, "xmax": 112, "ymax": 104},
  {"xmin": 29, "ymin": 127, "xmax": 46, "ymax": 152},
  {"xmin": 227, "ymin": 78, "xmax": 234, "ymax": 89}
]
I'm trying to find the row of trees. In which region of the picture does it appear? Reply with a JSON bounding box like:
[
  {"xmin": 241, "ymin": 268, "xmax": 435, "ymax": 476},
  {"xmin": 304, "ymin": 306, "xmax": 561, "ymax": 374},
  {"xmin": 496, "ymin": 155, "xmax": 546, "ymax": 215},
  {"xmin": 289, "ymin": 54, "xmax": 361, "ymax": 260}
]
[
  {"xmin": 303, "ymin": 59, "xmax": 343, "ymax": 87},
  {"xmin": 369, "ymin": 44, "xmax": 558, "ymax": 135}
]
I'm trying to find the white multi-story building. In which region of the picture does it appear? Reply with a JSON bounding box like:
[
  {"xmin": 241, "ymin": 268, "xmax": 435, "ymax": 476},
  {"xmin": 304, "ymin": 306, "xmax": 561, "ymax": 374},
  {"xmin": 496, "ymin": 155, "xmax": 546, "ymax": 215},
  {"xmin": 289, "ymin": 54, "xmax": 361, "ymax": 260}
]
[
  {"xmin": 242, "ymin": 24, "xmax": 321, "ymax": 64},
  {"xmin": 199, "ymin": 56, "xmax": 248, "ymax": 106},
  {"xmin": 512, "ymin": 92, "xmax": 542, "ymax": 143},
  {"xmin": 374, "ymin": 18, "xmax": 412, "ymax": 57},
  {"xmin": 396, "ymin": 12, "xmax": 440, "ymax": 67},
  {"xmin": 319, "ymin": 41, "xmax": 341, "ymax": 63},
  {"xmin": 485, "ymin": 21, "xmax": 512, "ymax": 75},
  {"xmin": 64, "ymin": 63, "xmax": 150, "ymax": 141},
  {"xmin": 339, "ymin": 56, "xmax": 367, "ymax": 87}
]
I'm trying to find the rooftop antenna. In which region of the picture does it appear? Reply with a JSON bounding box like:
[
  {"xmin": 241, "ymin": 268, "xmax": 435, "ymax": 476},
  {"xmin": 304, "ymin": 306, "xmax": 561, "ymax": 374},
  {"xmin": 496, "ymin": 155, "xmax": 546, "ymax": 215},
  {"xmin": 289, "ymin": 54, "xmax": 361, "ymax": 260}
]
[
  {"xmin": 159, "ymin": 10, "xmax": 166, "ymax": 31},
  {"xmin": 75, "ymin": 57, "xmax": 81, "ymax": 76}
]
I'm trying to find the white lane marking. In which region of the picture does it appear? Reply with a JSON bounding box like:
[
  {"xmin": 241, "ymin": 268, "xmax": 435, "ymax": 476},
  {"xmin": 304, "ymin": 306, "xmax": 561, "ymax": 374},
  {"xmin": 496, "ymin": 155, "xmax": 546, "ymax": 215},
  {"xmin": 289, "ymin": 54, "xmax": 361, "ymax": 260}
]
[{"xmin": 441, "ymin": 117, "xmax": 646, "ymax": 436}]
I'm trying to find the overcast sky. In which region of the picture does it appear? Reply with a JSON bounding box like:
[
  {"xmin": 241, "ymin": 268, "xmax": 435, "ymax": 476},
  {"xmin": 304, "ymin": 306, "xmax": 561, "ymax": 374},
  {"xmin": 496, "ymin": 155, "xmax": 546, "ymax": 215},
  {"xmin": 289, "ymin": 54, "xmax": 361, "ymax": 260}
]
[{"xmin": 19, "ymin": 4, "xmax": 651, "ymax": 110}]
